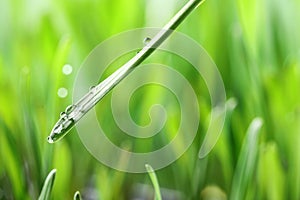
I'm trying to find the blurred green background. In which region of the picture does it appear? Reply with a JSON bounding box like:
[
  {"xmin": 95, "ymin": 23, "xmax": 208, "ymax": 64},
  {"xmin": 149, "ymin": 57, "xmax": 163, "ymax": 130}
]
[{"xmin": 0, "ymin": 0, "xmax": 300, "ymax": 199}]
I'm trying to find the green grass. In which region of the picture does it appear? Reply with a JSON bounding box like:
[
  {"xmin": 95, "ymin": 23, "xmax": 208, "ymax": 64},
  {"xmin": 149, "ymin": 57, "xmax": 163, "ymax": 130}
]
[
  {"xmin": 38, "ymin": 169, "xmax": 56, "ymax": 200},
  {"xmin": 0, "ymin": 0, "xmax": 300, "ymax": 199},
  {"xmin": 145, "ymin": 164, "xmax": 162, "ymax": 200}
]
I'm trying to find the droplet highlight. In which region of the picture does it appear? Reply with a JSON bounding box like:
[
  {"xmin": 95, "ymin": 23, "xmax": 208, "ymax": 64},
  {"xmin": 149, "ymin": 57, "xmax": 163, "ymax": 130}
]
[
  {"xmin": 62, "ymin": 64, "xmax": 73, "ymax": 75},
  {"xmin": 57, "ymin": 87, "xmax": 68, "ymax": 98},
  {"xmin": 47, "ymin": 136, "xmax": 54, "ymax": 143}
]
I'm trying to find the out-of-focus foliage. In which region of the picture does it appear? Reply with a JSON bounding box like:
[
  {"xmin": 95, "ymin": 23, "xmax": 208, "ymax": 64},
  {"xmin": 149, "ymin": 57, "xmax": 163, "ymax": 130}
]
[
  {"xmin": 38, "ymin": 169, "xmax": 56, "ymax": 200},
  {"xmin": 0, "ymin": 0, "xmax": 299, "ymax": 199}
]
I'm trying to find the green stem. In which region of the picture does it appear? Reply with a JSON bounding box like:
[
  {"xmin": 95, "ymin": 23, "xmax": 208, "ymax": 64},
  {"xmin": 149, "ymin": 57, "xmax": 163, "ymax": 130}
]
[
  {"xmin": 131, "ymin": 0, "xmax": 205, "ymax": 68},
  {"xmin": 48, "ymin": 0, "xmax": 205, "ymax": 143}
]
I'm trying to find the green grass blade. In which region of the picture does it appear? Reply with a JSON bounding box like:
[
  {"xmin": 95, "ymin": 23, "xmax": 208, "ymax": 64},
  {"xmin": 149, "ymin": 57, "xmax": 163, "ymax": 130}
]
[
  {"xmin": 230, "ymin": 118, "xmax": 263, "ymax": 200},
  {"xmin": 257, "ymin": 142, "xmax": 285, "ymax": 200},
  {"xmin": 0, "ymin": 120, "xmax": 26, "ymax": 199},
  {"xmin": 145, "ymin": 164, "xmax": 162, "ymax": 200},
  {"xmin": 73, "ymin": 191, "xmax": 82, "ymax": 200},
  {"xmin": 38, "ymin": 169, "xmax": 56, "ymax": 200}
]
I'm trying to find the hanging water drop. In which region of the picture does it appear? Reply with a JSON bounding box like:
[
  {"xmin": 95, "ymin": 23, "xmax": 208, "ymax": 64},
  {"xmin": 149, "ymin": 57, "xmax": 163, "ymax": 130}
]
[{"xmin": 47, "ymin": 136, "xmax": 54, "ymax": 143}]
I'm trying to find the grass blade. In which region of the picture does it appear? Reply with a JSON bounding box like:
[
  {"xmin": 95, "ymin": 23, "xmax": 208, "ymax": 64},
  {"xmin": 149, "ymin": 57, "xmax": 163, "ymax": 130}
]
[
  {"xmin": 230, "ymin": 118, "xmax": 263, "ymax": 200},
  {"xmin": 257, "ymin": 142, "xmax": 285, "ymax": 200},
  {"xmin": 73, "ymin": 191, "xmax": 82, "ymax": 200},
  {"xmin": 145, "ymin": 164, "xmax": 162, "ymax": 200},
  {"xmin": 38, "ymin": 169, "xmax": 56, "ymax": 200}
]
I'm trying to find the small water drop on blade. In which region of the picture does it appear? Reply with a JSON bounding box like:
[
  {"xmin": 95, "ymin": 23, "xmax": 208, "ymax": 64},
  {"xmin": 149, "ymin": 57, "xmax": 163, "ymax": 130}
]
[
  {"xmin": 89, "ymin": 85, "xmax": 95, "ymax": 90},
  {"xmin": 143, "ymin": 37, "xmax": 151, "ymax": 46},
  {"xmin": 66, "ymin": 105, "xmax": 76, "ymax": 114}
]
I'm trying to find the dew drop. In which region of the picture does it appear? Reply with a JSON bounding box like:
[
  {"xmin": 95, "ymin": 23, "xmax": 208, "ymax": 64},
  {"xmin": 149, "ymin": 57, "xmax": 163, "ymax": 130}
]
[
  {"xmin": 47, "ymin": 136, "xmax": 54, "ymax": 143},
  {"xmin": 62, "ymin": 64, "xmax": 73, "ymax": 75},
  {"xmin": 143, "ymin": 37, "xmax": 151, "ymax": 46},
  {"xmin": 57, "ymin": 87, "xmax": 68, "ymax": 98},
  {"xmin": 66, "ymin": 105, "xmax": 75, "ymax": 114},
  {"xmin": 89, "ymin": 85, "xmax": 95, "ymax": 90}
]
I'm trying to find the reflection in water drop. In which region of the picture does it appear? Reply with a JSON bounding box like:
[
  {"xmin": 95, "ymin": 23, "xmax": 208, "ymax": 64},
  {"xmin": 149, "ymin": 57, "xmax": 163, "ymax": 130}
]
[
  {"xmin": 62, "ymin": 64, "xmax": 73, "ymax": 75},
  {"xmin": 47, "ymin": 136, "xmax": 54, "ymax": 143},
  {"xmin": 57, "ymin": 87, "xmax": 68, "ymax": 98},
  {"xmin": 143, "ymin": 37, "xmax": 151, "ymax": 46}
]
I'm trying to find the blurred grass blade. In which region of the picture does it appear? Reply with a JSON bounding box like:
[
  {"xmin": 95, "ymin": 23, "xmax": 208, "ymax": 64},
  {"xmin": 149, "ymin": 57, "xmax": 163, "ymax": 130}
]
[
  {"xmin": 73, "ymin": 191, "xmax": 82, "ymax": 200},
  {"xmin": 257, "ymin": 142, "xmax": 285, "ymax": 200},
  {"xmin": 145, "ymin": 164, "xmax": 162, "ymax": 200},
  {"xmin": 230, "ymin": 118, "xmax": 263, "ymax": 200},
  {"xmin": 0, "ymin": 120, "xmax": 25, "ymax": 199},
  {"xmin": 38, "ymin": 169, "xmax": 56, "ymax": 200},
  {"xmin": 51, "ymin": 142, "xmax": 72, "ymax": 199},
  {"xmin": 198, "ymin": 99, "xmax": 230, "ymax": 159},
  {"xmin": 192, "ymin": 98, "xmax": 237, "ymax": 197}
]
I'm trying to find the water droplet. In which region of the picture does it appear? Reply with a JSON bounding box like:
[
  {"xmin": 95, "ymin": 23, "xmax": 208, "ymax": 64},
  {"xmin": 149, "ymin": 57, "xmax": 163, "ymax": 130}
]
[
  {"xmin": 62, "ymin": 64, "xmax": 73, "ymax": 75},
  {"xmin": 47, "ymin": 136, "xmax": 54, "ymax": 143},
  {"xmin": 89, "ymin": 85, "xmax": 95, "ymax": 90},
  {"xmin": 66, "ymin": 105, "xmax": 75, "ymax": 114},
  {"xmin": 60, "ymin": 111, "xmax": 66, "ymax": 117},
  {"xmin": 143, "ymin": 37, "xmax": 151, "ymax": 46},
  {"xmin": 57, "ymin": 87, "xmax": 68, "ymax": 98}
]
